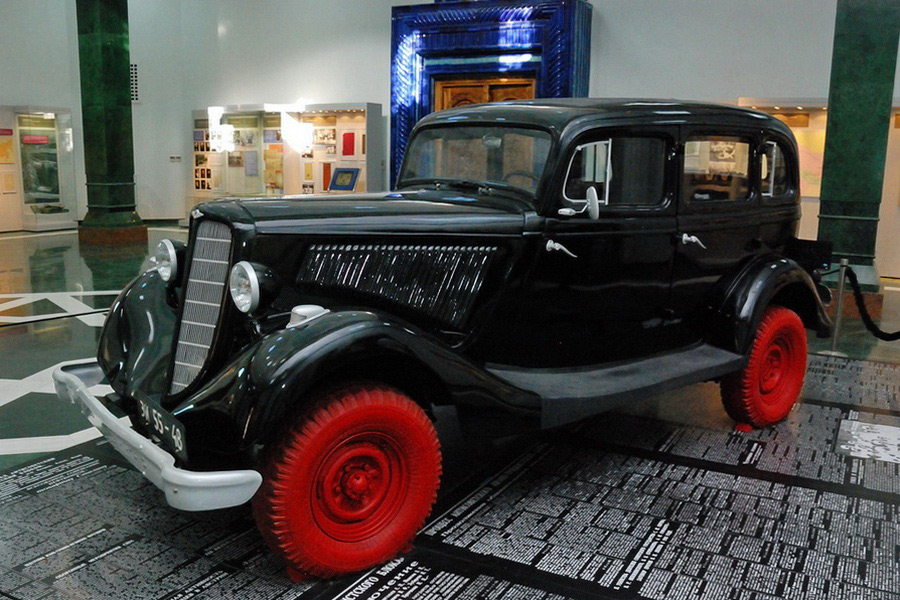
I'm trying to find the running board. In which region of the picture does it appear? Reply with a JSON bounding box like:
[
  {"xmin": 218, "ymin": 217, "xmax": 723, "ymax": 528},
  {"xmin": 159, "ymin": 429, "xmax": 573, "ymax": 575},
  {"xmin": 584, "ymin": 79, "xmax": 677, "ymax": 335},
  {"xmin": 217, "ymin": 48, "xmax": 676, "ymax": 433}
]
[{"xmin": 487, "ymin": 344, "xmax": 745, "ymax": 429}]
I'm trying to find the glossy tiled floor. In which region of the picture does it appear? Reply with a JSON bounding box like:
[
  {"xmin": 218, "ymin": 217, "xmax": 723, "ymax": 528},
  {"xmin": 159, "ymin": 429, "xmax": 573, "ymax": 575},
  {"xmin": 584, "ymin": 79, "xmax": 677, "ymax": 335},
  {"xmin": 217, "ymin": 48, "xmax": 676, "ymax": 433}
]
[
  {"xmin": 0, "ymin": 227, "xmax": 186, "ymax": 472},
  {"xmin": 0, "ymin": 228, "xmax": 898, "ymax": 599}
]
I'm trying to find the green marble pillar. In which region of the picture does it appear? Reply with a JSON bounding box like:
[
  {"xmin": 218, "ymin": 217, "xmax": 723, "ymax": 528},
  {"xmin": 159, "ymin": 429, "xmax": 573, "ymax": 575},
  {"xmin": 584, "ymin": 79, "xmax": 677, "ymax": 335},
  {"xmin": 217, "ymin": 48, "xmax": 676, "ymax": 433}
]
[
  {"xmin": 76, "ymin": 0, "xmax": 146, "ymax": 244},
  {"xmin": 817, "ymin": 0, "xmax": 899, "ymax": 268}
]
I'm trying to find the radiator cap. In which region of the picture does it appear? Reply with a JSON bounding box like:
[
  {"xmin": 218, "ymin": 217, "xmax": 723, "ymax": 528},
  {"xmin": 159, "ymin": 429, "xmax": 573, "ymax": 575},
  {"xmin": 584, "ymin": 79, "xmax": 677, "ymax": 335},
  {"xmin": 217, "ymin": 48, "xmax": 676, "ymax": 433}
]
[{"xmin": 288, "ymin": 305, "xmax": 330, "ymax": 328}]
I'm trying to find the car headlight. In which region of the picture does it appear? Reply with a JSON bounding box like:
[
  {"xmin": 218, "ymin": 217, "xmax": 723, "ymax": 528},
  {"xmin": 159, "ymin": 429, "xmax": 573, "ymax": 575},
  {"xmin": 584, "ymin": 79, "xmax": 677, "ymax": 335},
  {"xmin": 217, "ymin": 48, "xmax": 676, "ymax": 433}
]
[
  {"xmin": 229, "ymin": 261, "xmax": 260, "ymax": 313},
  {"xmin": 156, "ymin": 239, "xmax": 179, "ymax": 282}
]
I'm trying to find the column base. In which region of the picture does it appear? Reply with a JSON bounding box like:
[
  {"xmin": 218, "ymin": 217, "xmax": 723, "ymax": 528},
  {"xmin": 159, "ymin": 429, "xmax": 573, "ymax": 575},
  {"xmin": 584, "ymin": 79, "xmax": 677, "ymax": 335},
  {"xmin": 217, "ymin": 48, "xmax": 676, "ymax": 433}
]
[{"xmin": 78, "ymin": 224, "xmax": 148, "ymax": 245}]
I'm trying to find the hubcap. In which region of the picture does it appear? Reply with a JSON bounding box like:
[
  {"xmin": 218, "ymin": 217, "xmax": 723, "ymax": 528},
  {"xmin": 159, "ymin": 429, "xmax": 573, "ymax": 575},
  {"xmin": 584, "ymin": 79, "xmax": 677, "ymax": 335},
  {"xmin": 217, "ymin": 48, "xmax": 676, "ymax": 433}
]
[
  {"xmin": 760, "ymin": 340, "xmax": 789, "ymax": 398},
  {"xmin": 314, "ymin": 435, "xmax": 406, "ymax": 541}
]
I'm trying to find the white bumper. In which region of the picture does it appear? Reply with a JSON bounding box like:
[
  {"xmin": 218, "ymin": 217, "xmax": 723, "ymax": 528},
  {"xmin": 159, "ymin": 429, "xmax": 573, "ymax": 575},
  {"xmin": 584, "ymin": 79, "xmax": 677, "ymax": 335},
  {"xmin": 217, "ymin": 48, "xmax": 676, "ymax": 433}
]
[{"xmin": 52, "ymin": 361, "xmax": 262, "ymax": 511}]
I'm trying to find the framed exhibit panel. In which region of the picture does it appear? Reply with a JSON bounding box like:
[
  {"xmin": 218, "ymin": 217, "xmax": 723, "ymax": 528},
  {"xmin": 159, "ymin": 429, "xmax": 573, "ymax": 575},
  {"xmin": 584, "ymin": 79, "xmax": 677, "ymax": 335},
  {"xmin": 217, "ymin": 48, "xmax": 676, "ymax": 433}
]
[{"xmin": 0, "ymin": 107, "xmax": 77, "ymax": 232}]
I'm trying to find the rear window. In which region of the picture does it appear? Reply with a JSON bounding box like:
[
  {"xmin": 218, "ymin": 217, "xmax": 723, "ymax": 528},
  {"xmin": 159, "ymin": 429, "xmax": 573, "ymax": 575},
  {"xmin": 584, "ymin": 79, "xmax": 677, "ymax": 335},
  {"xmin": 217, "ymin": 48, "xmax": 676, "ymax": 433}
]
[
  {"xmin": 761, "ymin": 141, "xmax": 791, "ymax": 198},
  {"xmin": 683, "ymin": 136, "xmax": 750, "ymax": 202}
]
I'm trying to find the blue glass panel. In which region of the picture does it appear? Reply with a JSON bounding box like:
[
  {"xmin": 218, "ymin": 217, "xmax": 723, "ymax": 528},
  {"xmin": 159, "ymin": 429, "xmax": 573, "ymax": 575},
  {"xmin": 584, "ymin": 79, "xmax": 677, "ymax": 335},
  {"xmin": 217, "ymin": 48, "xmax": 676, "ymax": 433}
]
[{"xmin": 390, "ymin": 0, "xmax": 592, "ymax": 184}]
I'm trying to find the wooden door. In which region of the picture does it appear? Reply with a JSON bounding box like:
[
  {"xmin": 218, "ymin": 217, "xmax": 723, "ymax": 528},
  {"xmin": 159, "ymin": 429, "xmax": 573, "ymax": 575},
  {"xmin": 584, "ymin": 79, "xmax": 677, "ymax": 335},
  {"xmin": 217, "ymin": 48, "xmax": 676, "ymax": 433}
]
[{"xmin": 434, "ymin": 76, "xmax": 535, "ymax": 111}]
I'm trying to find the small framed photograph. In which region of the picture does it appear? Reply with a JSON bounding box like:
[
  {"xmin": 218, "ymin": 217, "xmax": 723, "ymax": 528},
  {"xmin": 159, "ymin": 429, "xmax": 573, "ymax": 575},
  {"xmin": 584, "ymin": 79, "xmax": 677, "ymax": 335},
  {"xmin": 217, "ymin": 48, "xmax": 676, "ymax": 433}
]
[
  {"xmin": 195, "ymin": 153, "xmax": 207, "ymax": 166},
  {"xmin": 314, "ymin": 127, "xmax": 335, "ymax": 145},
  {"xmin": 228, "ymin": 152, "xmax": 244, "ymax": 167},
  {"xmin": 325, "ymin": 145, "xmax": 336, "ymax": 155},
  {"xmin": 302, "ymin": 183, "xmax": 314, "ymax": 194},
  {"xmin": 194, "ymin": 179, "xmax": 201, "ymax": 189},
  {"xmin": 329, "ymin": 167, "xmax": 360, "ymax": 191}
]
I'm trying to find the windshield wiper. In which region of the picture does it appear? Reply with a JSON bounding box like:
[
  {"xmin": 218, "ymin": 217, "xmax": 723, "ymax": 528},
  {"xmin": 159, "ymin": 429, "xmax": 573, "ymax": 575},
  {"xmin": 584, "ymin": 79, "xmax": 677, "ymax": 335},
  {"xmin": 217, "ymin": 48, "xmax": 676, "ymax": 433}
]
[{"xmin": 436, "ymin": 179, "xmax": 525, "ymax": 196}]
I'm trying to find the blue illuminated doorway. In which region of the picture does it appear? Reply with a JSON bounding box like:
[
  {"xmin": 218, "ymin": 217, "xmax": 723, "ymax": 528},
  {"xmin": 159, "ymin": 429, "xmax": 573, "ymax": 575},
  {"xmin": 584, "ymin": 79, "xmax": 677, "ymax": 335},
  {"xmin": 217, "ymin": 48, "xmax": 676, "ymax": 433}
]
[{"xmin": 390, "ymin": 0, "xmax": 592, "ymax": 184}]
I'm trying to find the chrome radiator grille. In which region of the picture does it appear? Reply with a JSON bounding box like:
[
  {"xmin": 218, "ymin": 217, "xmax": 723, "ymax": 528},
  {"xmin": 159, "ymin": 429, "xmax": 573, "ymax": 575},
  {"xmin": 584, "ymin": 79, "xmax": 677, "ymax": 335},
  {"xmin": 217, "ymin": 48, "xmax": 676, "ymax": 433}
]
[
  {"xmin": 170, "ymin": 220, "xmax": 233, "ymax": 394},
  {"xmin": 298, "ymin": 244, "xmax": 496, "ymax": 327}
]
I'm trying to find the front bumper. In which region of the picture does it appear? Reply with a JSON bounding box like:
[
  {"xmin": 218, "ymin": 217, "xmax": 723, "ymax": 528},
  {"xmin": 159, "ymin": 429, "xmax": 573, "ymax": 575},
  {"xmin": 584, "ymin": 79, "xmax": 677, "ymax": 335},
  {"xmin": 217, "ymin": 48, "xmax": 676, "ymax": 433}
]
[{"xmin": 52, "ymin": 360, "xmax": 262, "ymax": 511}]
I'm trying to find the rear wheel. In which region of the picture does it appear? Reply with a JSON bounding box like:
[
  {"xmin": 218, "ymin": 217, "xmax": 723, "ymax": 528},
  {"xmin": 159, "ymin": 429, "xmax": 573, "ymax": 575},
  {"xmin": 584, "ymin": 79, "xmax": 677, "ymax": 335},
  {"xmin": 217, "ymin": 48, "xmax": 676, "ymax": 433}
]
[
  {"xmin": 253, "ymin": 384, "xmax": 441, "ymax": 578},
  {"xmin": 721, "ymin": 306, "xmax": 807, "ymax": 427}
]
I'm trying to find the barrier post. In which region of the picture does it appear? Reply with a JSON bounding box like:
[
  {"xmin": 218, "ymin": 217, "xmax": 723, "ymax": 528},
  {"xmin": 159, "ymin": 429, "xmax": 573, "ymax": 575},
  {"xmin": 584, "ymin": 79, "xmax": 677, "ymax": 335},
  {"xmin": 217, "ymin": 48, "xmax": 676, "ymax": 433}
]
[{"xmin": 824, "ymin": 259, "xmax": 849, "ymax": 357}]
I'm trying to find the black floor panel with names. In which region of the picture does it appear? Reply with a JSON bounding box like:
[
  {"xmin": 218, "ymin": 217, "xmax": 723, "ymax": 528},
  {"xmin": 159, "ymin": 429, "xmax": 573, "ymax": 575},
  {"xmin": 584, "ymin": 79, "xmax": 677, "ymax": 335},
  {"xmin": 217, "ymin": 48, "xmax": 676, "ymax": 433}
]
[{"xmin": 0, "ymin": 355, "xmax": 898, "ymax": 600}]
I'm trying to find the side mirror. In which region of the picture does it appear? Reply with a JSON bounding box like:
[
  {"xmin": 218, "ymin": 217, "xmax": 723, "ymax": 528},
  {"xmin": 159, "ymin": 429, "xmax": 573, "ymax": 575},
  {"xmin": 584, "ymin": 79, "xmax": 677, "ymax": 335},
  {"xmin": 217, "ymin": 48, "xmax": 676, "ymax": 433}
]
[{"xmin": 586, "ymin": 186, "xmax": 601, "ymax": 220}]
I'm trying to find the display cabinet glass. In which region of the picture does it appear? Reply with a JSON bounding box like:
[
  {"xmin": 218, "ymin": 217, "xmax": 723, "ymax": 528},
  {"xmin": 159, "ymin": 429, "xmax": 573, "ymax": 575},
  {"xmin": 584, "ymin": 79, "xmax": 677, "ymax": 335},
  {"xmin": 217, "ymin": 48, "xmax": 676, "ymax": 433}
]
[
  {"xmin": 0, "ymin": 108, "xmax": 77, "ymax": 232},
  {"xmin": 188, "ymin": 103, "xmax": 383, "ymax": 216}
]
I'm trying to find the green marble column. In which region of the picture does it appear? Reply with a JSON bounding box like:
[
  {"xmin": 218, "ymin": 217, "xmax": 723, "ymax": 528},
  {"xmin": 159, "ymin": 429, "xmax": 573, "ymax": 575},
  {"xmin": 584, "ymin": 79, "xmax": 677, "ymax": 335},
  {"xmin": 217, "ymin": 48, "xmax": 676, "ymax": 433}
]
[
  {"xmin": 817, "ymin": 0, "xmax": 899, "ymax": 270},
  {"xmin": 76, "ymin": 0, "xmax": 146, "ymax": 244}
]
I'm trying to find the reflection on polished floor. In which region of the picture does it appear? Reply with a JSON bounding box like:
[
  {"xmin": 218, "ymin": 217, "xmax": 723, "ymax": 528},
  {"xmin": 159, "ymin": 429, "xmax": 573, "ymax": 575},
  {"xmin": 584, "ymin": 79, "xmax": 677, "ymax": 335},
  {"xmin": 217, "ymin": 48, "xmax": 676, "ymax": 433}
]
[
  {"xmin": 0, "ymin": 228, "xmax": 898, "ymax": 599},
  {"xmin": 0, "ymin": 227, "xmax": 186, "ymax": 472}
]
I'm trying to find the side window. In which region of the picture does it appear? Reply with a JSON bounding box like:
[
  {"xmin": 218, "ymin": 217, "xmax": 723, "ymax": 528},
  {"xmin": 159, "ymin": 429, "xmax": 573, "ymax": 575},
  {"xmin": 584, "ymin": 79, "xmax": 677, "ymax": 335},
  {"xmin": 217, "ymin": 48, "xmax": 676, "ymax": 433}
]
[
  {"xmin": 683, "ymin": 136, "xmax": 751, "ymax": 202},
  {"xmin": 761, "ymin": 141, "xmax": 791, "ymax": 198},
  {"xmin": 563, "ymin": 137, "xmax": 666, "ymax": 207}
]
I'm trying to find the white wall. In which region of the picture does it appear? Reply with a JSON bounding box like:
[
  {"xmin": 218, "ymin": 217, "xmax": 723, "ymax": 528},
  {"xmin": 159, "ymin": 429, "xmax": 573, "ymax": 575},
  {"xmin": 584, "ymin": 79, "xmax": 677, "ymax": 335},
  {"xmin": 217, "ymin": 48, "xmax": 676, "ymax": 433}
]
[
  {"xmin": 1, "ymin": 0, "xmax": 898, "ymax": 274},
  {"xmin": 589, "ymin": 0, "xmax": 839, "ymax": 101},
  {"xmin": 128, "ymin": 0, "xmax": 418, "ymax": 219},
  {"xmin": 0, "ymin": 0, "xmax": 86, "ymax": 219}
]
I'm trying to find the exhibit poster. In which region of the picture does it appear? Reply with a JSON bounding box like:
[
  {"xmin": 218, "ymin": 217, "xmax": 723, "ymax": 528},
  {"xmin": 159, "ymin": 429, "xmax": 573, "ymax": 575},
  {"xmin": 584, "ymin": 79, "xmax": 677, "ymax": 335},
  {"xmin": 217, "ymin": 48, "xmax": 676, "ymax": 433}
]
[
  {"xmin": 17, "ymin": 115, "xmax": 59, "ymax": 204},
  {"xmin": 794, "ymin": 128, "xmax": 825, "ymax": 198},
  {"xmin": 0, "ymin": 138, "xmax": 13, "ymax": 164},
  {"xmin": 244, "ymin": 151, "xmax": 259, "ymax": 177}
]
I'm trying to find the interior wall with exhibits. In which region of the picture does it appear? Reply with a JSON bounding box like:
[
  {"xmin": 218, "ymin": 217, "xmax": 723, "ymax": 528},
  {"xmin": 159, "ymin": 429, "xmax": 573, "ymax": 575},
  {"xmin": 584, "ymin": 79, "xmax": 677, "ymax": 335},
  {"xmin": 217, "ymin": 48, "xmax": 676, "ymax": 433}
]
[{"xmin": 1, "ymin": 0, "xmax": 899, "ymax": 274}]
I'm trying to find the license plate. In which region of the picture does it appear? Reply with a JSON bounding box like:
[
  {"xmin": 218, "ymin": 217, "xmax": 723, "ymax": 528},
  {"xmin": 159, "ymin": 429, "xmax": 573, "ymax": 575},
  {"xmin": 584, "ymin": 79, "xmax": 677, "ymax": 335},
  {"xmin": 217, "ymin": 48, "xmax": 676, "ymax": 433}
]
[{"xmin": 137, "ymin": 395, "xmax": 188, "ymax": 462}]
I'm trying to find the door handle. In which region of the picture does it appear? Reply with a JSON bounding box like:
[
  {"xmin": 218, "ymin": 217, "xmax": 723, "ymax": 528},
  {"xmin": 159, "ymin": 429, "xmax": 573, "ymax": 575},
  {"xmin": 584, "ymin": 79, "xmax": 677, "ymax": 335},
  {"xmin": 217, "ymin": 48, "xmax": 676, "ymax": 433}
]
[
  {"xmin": 546, "ymin": 239, "xmax": 578, "ymax": 258},
  {"xmin": 680, "ymin": 233, "xmax": 707, "ymax": 249}
]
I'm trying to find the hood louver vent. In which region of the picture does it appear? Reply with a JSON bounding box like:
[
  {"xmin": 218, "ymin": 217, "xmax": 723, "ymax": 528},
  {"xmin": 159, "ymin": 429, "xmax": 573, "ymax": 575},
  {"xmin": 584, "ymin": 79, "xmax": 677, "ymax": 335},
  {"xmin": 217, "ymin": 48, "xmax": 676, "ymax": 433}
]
[{"xmin": 298, "ymin": 244, "xmax": 496, "ymax": 327}]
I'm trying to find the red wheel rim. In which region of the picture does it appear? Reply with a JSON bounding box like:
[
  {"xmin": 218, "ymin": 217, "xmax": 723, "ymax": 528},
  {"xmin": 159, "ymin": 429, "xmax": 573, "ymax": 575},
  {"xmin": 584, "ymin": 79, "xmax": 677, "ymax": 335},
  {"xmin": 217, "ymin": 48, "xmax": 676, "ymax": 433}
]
[
  {"xmin": 720, "ymin": 307, "xmax": 807, "ymax": 428},
  {"xmin": 759, "ymin": 339, "xmax": 789, "ymax": 398},
  {"xmin": 313, "ymin": 433, "xmax": 407, "ymax": 542}
]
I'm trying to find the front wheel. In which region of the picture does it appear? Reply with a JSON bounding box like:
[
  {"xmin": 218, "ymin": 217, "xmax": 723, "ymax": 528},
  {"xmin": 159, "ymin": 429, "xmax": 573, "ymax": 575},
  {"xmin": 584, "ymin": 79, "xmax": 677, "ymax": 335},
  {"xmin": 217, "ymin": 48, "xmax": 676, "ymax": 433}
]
[
  {"xmin": 720, "ymin": 306, "xmax": 807, "ymax": 428},
  {"xmin": 252, "ymin": 384, "xmax": 442, "ymax": 578}
]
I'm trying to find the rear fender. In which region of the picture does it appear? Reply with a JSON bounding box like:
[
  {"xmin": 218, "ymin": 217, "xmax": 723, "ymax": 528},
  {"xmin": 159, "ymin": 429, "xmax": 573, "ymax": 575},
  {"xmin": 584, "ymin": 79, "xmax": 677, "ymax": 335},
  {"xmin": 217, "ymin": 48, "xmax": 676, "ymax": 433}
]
[
  {"xmin": 172, "ymin": 310, "xmax": 539, "ymax": 452},
  {"xmin": 707, "ymin": 257, "xmax": 832, "ymax": 355}
]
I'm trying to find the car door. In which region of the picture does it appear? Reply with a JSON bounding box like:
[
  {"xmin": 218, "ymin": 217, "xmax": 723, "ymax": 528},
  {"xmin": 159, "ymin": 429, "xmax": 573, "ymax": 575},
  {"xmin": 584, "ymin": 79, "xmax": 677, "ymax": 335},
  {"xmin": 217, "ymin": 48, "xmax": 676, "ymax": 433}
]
[
  {"xmin": 504, "ymin": 126, "xmax": 680, "ymax": 368},
  {"xmin": 668, "ymin": 128, "xmax": 762, "ymax": 343}
]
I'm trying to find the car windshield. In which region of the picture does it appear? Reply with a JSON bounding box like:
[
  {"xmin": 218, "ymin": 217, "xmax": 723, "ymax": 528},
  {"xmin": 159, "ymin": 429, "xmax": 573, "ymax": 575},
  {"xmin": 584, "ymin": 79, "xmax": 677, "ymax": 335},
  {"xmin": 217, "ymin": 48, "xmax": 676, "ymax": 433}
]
[{"xmin": 398, "ymin": 125, "xmax": 553, "ymax": 197}]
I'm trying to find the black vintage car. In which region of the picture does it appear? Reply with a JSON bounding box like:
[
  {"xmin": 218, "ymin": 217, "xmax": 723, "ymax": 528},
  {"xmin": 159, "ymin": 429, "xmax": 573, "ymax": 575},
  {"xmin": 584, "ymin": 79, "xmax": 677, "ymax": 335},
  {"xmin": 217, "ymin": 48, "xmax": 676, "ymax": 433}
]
[{"xmin": 55, "ymin": 99, "xmax": 831, "ymax": 579}]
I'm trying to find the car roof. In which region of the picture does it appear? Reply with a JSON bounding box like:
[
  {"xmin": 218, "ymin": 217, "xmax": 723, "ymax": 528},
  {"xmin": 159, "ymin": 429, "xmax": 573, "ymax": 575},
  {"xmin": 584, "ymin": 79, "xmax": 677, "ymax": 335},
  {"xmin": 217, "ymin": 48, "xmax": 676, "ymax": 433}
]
[{"xmin": 416, "ymin": 98, "xmax": 792, "ymax": 137}]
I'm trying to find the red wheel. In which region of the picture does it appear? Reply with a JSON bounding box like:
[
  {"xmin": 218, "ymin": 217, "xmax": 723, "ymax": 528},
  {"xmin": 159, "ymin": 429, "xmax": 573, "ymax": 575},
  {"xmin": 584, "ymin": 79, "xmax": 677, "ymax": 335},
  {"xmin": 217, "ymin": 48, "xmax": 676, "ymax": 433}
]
[
  {"xmin": 721, "ymin": 306, "xmax": 807, "ymax": 428},
  {"xmin": 252, "ymin": 384, "xmax": 441, "ymax": 578}
]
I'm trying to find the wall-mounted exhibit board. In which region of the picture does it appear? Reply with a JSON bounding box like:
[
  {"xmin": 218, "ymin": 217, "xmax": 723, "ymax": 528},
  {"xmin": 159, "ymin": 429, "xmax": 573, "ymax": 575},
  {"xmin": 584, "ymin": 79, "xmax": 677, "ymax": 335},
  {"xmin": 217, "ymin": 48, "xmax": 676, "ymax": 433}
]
[
  {"xmin": 188, "ymin": 103, "xmax": 383, "ymax": 215},
  {"xmin": 0, "ymin": 107, "xmax": 76, "ymax": 233}
]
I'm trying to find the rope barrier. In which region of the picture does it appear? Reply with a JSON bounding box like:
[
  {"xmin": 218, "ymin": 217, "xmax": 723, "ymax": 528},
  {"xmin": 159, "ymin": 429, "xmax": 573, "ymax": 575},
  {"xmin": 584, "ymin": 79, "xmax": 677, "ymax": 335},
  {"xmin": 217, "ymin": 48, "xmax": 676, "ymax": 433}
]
[{"xmin": 844, "ymin": 267, "xmax": 900, "ymax": 342}]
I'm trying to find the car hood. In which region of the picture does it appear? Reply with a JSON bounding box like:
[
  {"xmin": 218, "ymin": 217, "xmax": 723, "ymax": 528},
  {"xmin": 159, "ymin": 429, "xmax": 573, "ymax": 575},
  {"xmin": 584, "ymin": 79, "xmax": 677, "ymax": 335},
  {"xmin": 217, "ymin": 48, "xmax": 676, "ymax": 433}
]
[{"xmin": 197, "ymin": 189, "xmax": 531, "ymax": 235}]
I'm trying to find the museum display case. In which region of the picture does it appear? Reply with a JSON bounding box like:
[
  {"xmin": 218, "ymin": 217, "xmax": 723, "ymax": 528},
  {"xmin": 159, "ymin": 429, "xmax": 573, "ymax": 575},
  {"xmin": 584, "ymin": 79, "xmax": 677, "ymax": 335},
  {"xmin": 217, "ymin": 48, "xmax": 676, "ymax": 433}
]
[
  {"xmin": 188, "ymin": 103, "xmax": 383, "ymax": 216},
  {"xmin": 0, "ymin": 107, "xmax": 77, "ymax": 232}
]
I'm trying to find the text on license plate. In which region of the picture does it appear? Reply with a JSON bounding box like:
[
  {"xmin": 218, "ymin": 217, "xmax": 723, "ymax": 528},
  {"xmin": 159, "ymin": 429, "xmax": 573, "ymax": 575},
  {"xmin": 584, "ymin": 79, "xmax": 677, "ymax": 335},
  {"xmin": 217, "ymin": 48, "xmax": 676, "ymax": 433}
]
[{"xmin": 139, "ymin": 399, "xmax": 186, "ymax": 458}]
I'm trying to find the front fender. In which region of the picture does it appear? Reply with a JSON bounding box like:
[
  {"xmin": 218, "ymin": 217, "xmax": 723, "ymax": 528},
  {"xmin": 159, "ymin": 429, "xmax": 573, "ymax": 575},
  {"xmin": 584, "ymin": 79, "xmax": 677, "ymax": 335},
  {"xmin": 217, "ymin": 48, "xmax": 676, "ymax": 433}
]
[
  {"xmin": 707, "ymin": 257, "xmax": 832, "ymax": 354},
  {"xmin": 172, "ymin": 310, "xmax": 539, "ymax": 454},
  {"xmin": 98, "ymin": 270, "xmax": 177, "ymax": 401}
]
